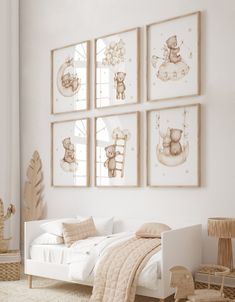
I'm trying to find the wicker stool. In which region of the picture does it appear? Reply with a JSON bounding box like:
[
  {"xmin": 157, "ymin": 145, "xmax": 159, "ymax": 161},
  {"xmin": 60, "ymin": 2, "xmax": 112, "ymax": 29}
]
[{"xmin": 0, "ymin": 250, "xmax": 21, "ymax": 281}]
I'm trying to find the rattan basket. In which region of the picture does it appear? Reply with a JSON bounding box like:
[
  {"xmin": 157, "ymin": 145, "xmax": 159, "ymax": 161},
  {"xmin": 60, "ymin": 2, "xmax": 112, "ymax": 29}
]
[
  {"xmin": 195, "ymin": 282, "xmax": 235, "ymax": 299},
  {"xmin": 0, "ymin": 250, "xmax": 21, "ymax": 281}
]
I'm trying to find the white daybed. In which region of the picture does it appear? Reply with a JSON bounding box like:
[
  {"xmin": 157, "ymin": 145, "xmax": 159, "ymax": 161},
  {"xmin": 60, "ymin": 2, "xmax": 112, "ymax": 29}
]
[{"xmin": 24, "ymin": 219, "xmax": 202, "ymax": 301}]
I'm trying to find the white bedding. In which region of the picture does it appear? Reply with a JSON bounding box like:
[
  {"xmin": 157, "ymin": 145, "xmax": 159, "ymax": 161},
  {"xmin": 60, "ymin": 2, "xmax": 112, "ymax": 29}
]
[
  {"xmin": 30, "ymin": 232, "xmax": 162, "ymax": 290},
  {"xmin": 30, "ymin": 244, "xmax": 70, "ymax": 265}
]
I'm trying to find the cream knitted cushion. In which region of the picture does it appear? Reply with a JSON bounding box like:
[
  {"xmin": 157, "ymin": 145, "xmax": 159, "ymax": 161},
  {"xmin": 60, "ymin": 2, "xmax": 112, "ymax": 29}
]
[
  {"xmin": 62, "ymin": 217, "xmax": 97, "ymax": 247},
  {"xmin": 136, "ymin": 222, "xmax": 171, "ymax": 239}
]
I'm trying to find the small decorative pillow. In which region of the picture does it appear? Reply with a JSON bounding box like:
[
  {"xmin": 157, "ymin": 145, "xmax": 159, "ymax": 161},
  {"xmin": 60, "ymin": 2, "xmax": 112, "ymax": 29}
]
[
  {"xmin": 76, "ymin": 215, "xmax": 114, "ymax": 236},
  {"xmin": 32, "ymin": 233, "xmax": 64, "ymax": 245},
  {"xmin": 135, "ymin": 222, "xmax": 171, "ymax": 239},
  {"xmin": 62, "ymin": 217, "xmax": 97, "ymax": 247}
]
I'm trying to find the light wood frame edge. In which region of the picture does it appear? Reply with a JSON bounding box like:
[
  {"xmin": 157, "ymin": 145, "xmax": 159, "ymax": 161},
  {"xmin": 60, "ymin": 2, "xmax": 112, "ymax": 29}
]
[
  {"xmin": 51, "ymin": 40, "xmax": 90, "ymax": 115},
  {"xmin": 146, "ymin": 11, "xmax": 201, "ymax": 102},
  {"xmin": 51, "ymin": 117, "xmax": 90, "ymax": 187},
  {"xmin": 146, "ymin": 103, "xmax": 201, "ymax": 187},
  {"xmin": 94, "ymin": 111, "xmax": 140, "ymax": 188},
  {"xmin": 94, "ymin": 27, "xmax": 140, "ymax": 110}
]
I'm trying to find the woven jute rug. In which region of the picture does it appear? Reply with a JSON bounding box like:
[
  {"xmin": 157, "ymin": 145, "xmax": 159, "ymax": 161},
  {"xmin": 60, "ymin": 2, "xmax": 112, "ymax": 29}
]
[{"xmin": 0, "ymin": 275, "xmax": 160, "ymax": 302}]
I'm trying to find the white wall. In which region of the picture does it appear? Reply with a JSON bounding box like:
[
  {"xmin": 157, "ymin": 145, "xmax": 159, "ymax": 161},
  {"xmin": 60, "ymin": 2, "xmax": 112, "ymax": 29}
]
[
  {"xmin": 0, "ymin": 0, "xmax": 20, "ymax": 248},
  {"xmin": 20, "ymin": 0, "xmax": 235, "ymax": 264}
]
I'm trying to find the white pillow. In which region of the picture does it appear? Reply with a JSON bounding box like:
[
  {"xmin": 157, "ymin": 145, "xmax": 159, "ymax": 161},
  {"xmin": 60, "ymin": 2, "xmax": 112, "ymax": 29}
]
[
  {"xmin": 32, "ymin": 233, "xmax": 64, "ymax": 245},
  {"xmin": 76, "ymin": 216, "xmax": 114, "ymax": 236},
  {"xmin": 40, "ymin": 218, "xmax": 79, "ymax": 236}
]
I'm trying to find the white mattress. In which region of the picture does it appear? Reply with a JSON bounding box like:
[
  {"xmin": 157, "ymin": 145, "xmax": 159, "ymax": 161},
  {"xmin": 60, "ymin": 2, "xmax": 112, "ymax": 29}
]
[{"xmin": 30, "ymin": 232, "xmax": 162, "ymax": 290}]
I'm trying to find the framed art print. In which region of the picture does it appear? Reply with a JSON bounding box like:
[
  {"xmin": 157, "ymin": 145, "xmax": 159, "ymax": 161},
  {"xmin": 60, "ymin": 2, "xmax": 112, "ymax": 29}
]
[
  {"xmin": 51, "ymin": 40, "xmax": 89, "ymax": 114},
  {"xmin": 95, "ymin": 28, "xmax": 139, "ymax": 109},
  {"xmin": 52, "ymin": 118, "xmax": 89, "ymax": 187},
  {"xmin": 95, "ymin": 112, "xmax": 139, "ymax": 187},
  {"xmin": 147, "ymin": 104, "xmax": 200, "ymax": 187},
  {"xmin": 147, "ymin": 12, "xmax": 200, "ymax": 101}
]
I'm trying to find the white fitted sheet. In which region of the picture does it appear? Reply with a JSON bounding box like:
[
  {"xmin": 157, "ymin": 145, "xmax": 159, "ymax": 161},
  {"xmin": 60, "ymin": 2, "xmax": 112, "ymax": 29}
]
[{"xmin": 30, "ymin": 244, "xmax": 70, "ymax": 265}]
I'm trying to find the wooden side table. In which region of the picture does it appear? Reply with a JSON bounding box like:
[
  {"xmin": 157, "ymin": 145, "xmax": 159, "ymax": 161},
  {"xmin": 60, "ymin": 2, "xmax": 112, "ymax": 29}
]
[
  {"xmin": 195, "ymin": 267, "xmax": 235, "ymax": 299},
  {"xmin": 0, "ymin": 250, "xmax": 21, "ymax": 281}
]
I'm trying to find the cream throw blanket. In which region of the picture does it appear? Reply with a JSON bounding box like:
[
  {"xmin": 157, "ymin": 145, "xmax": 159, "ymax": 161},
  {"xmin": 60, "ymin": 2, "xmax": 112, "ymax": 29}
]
[{"xmin": 90, "ymin": 237, "xmax": 161, "ymax": 302}]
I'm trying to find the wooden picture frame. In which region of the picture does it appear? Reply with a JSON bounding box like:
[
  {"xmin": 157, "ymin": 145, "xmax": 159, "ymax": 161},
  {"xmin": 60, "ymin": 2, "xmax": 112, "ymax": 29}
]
[
  {"xmin": 147, "ymin": 104, "xmax": 200, "ymax": 187},
  {"xmin": 95, "ymin": 28, "xmax": 140, "ymax": 109},
  {"xmin": 51, "ymin": 118, "xmax": 90, "ymax": 187},
  {"xmin": 51, "ymin": 40, "xmax": 90, "ymax": 114},
  {"xmin": 147, "ymin": 11, "xmax": 200, "ymax": 101},
  {"xmin": 95, "ymin": 112, "xmax": 140, "ymax": 187}
]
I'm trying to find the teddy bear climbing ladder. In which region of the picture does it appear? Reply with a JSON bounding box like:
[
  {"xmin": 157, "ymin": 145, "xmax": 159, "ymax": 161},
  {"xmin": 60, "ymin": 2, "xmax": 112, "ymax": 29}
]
[
  {"xmin": 113, "ymin": 129, "xmax": 128, "ymax": 177},
  {"xmin": 104, "ymin": 128, "xmax": 130, "ymax": 178}
]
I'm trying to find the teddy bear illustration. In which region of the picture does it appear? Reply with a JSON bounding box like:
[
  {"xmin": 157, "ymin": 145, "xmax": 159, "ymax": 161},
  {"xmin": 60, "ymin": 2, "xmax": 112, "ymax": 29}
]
[
  {"xmin": 160, "ymin": 127, "xmax": 171, "ymax": 156},
  {"xmin": 152, "ymin": 34, "xmax": 190, "ymax": 82},
  {"xmin": 60, "ymin": 137, "xmax": 78, "ymax": 172},
  {"xmin": 114, "ymin": 72, "xmax": 126, "ymax": 100},
  {"xmin": 170, "ymin": 129, "xmax": 183, "ymax": 156},
  {"xmin": 61, "ymin": 72, "xmax": 80, "ymax": 93},
  {"xmin": 57, "ymin": 58, "xmax": 81, "ymax": 97},
  {"xmin": 104, "ymin": 145, "xmax": 120, "ymax": 178},
  {"xmin": 62, "ymin": 137, "xmax": 77, "ymax": 164},
  {"xmin": 166, "ymin": 35, "xmax": 182, "ymax": 64}
]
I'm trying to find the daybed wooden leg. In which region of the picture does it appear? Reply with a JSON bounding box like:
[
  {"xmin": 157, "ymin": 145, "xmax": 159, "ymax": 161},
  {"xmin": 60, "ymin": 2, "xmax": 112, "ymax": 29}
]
[
  {"xmin": 28, "ymin": 275, "xmax": 32, "ymax": 288},
  {"xmin": 159, "ymin": 299, "xmax": 165, "ymax": 302}
]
